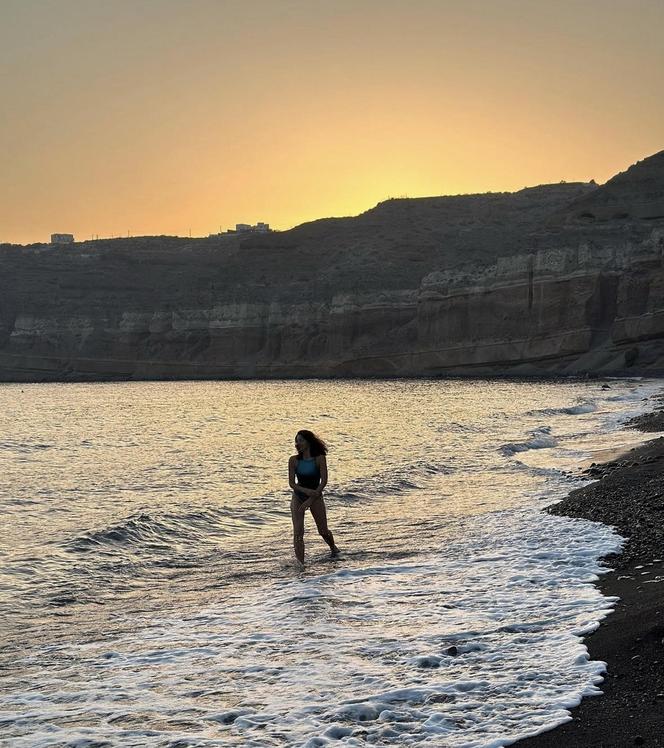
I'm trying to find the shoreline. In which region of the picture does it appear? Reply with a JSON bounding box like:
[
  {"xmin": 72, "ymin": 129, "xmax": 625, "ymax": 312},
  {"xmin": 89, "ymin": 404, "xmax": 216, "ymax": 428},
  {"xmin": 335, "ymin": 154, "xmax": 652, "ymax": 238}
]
[
  {"xmin": 515, "ymin": 410, "xmax": 664, "ymax": 747},
  {"xmin": 1, "ymin": 373, "xmax": 663, "ymax": 385}
]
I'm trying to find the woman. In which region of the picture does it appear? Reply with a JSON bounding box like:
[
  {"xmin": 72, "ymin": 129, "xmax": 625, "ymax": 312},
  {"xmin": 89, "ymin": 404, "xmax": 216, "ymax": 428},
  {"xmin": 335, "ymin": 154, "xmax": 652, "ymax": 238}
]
[{"xmin": 288, "ymin": 430, "xmax": 340, "ymax": 564}]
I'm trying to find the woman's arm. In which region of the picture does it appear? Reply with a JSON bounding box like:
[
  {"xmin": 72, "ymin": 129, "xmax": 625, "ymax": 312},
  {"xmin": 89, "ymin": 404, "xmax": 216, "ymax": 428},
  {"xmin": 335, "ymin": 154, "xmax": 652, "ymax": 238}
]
[
  {"xmin": 288, "ymin": 455, "xmax": 297, "ymax": 491},
  {"xmin": 317, "ymin": 455, "xmax": 328, "ymax": 494}
]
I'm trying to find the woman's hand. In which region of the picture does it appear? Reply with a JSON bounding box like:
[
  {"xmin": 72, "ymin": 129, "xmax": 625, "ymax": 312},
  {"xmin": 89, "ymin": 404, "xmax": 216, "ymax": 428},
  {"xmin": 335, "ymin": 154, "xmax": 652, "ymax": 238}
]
[{"xmin": 299, "ymin": 491, "xmax": 322, "ymax": 513}]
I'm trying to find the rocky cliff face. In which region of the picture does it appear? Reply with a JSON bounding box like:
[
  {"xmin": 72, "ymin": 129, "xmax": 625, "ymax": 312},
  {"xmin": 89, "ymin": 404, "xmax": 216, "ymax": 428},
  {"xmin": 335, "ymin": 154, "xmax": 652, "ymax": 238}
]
[{"xmin": 1, "ymin": 153, "xmax": 664, "ymax": 381}]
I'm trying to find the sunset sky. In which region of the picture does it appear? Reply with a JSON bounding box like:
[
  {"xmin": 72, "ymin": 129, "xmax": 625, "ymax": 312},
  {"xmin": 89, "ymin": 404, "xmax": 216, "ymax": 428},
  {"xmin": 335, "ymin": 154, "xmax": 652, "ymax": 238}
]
[{"xmin": 2, "ymin": 0, "xmax": 663, "ymax": 245}]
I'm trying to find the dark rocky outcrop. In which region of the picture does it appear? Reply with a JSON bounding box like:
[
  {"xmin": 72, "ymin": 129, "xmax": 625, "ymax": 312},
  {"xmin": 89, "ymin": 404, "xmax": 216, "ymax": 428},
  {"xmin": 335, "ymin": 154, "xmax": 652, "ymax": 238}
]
[{"xmin": 1, "ymin": 152, "xmax": 664, "ymax": 381}]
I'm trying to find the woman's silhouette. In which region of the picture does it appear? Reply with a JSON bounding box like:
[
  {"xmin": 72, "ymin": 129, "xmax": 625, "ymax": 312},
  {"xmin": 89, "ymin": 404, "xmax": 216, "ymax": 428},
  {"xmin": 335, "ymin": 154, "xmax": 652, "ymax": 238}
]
[{"xmin": 288, "ymin": 430, "xmax": 339, "ymax": 564}]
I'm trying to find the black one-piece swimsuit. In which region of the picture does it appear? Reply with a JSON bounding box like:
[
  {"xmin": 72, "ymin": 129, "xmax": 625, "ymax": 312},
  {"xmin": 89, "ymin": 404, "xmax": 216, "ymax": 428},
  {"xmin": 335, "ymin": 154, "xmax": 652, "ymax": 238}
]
[{"xmin": 294, "ymin": 457, "xmax": 320, "ymax": 502}]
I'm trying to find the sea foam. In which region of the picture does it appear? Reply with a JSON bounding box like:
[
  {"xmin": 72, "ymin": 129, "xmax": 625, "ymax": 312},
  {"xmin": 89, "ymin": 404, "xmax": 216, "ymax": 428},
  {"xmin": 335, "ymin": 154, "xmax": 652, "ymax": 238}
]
[{"xmin": 1, "ymin": 377, "xmax": 661, "ymax": 748}]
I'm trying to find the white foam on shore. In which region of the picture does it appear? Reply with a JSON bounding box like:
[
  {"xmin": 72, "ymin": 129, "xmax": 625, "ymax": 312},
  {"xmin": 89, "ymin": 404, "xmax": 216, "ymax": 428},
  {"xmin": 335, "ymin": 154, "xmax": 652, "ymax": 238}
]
[
  {"xmin": 2, "ymin": 377, "xmax": 663, "ymax": 747},
  {"xmin": 3, "ymin": 508, "xmax": 621, "ymax": 748}
]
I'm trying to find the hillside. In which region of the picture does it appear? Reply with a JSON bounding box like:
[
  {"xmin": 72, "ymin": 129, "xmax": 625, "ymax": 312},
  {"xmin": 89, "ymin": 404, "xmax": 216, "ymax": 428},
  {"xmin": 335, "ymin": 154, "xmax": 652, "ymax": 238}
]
[{"xmin": 1, "ymin": 152, "xmax": 663, "ymax": 380}]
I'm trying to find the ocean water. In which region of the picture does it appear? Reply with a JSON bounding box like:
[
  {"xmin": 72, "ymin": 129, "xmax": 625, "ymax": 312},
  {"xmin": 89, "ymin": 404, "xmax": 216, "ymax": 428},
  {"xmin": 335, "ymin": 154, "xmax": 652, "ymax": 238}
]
[{"xmin": 1, "ymin": 377, "xmax": 662, "ymax": 748}]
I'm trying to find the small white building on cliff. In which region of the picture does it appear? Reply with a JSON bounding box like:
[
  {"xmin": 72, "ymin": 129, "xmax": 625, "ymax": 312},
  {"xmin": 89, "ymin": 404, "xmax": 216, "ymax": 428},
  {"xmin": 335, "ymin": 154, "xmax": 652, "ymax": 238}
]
[
  {"xmin": 235, "ymin": 222, "xmax": 270, "ymax": 233},
  {"xmin": 209, "ymin": 222, "xmax": 271, "ymax": 238},
  {"xmin": 51, "ymin": 233, "xmax": 74, "ymax": 244}
]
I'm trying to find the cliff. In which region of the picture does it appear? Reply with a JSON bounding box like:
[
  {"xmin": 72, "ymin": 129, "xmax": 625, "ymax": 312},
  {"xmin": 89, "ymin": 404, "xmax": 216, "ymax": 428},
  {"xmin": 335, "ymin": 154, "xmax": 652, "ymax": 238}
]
[{"xmin": 1, "ymin": 152, "xmax": 664, "ymax": 381}]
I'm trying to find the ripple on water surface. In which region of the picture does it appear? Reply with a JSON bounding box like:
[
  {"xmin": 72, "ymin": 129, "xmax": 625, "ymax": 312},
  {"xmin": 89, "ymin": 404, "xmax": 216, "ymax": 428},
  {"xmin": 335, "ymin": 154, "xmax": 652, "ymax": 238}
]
[
  {"xmin": 3, "ymin": 508, "xmax": 622, "ymax": 747},
  {"xmin": 0, "ymin": 377, "xmax": 662, "ymax": 747}
]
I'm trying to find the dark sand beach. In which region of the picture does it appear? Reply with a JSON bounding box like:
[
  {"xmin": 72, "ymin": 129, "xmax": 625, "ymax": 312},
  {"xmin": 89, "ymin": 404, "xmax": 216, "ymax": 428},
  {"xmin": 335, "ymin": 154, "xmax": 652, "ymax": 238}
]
[{"xmin": 516, "ymin": 411, "xmax": 664, "ymax": 747}]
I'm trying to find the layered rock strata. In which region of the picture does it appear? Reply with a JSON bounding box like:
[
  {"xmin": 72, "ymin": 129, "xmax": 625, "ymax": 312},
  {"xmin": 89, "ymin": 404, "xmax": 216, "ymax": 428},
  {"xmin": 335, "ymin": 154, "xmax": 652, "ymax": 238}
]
[{"xmin": 1, "ymin": 152, "xmax": 664, "ymax": 380}]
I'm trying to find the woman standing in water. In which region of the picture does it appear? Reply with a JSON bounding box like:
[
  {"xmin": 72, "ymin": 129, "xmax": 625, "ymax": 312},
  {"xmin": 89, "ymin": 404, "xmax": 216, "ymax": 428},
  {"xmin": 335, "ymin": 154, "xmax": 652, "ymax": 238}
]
[{"xmin": 289, "ymin": 430, "xmax": 340, "ymax": 564}]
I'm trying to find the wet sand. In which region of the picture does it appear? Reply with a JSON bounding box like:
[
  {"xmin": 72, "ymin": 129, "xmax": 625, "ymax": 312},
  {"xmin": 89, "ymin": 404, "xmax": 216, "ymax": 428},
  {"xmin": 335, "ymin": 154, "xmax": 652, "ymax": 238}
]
[{"xmin": 516, "ymin": 420, "xmax": 664, "ymax": 747}]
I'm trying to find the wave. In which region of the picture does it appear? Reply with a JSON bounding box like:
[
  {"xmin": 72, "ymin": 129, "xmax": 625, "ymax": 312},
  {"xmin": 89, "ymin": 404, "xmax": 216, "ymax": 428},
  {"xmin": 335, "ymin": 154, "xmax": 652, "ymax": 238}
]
[
  {"xmin": 0, "ymin": 440, "xmax": 53, "ymax": 454},
  {"xmin": 65, "ymin": 506, "xmax": 263, "ymax": 554},
  {"xmin": 500, "ymin": 426, "xmax": 558, "ymax": 456},
  {"xmin": 525, "ymin": 400, "xmax": 596, "ymax": 417},
  {"xmin": 327, "ymin": 459, "xmax": 453, "ymax": 503},
  {"xmin": 65, "ymin": 458, "xmax": 452, "ymax": 557}
]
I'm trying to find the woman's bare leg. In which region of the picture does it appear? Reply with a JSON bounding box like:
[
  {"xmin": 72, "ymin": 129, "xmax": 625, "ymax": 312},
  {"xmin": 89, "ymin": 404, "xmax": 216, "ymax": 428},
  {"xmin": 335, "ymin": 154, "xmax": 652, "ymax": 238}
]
[
  {"xmin": 290, "ymin": 494, "xmax": 305, "ymax": 563},
  {"xmin": 310, "ymin": 497, "xmax": 339, "ymax": 556}
]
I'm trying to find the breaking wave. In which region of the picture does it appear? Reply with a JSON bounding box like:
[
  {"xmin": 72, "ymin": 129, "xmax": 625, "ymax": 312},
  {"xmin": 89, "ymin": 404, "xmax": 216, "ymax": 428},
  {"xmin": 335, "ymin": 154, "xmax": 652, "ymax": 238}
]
[
  {"xmin": 525, "ymin": 400, "xmax": 597, "ymax": 417},
  {"xmin": 65, "ymin": 506, "xmax": 276, "ymax": 554},
  {"xmin": 500, "ymin": 426, "xmax": 558, "ymax": 456}
]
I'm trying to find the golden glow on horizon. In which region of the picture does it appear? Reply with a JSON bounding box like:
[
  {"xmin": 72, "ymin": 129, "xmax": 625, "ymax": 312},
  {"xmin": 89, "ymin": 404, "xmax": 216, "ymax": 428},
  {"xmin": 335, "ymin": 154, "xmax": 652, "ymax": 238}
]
[{"xmin": 2, "ymin": 0, "xmax": 664, "ymax": 245}]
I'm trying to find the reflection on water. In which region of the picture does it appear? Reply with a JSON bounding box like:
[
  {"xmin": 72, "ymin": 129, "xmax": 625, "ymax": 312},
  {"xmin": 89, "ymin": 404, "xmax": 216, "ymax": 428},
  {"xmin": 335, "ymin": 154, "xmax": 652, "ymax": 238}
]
[{"xmin": 0, "ymin": 378, "xmax": 661, "ymax": 746}]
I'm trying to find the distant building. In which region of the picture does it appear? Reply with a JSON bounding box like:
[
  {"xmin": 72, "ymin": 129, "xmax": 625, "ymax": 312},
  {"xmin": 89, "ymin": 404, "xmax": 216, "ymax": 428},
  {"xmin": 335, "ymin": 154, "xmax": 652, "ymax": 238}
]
[
  {"xmin": 51, "ymin": 233, "xmax": 74, "ymax": 244},
  {"xmin": 209, "ymin": 221, "xmax": 272, "ymax": 238}
]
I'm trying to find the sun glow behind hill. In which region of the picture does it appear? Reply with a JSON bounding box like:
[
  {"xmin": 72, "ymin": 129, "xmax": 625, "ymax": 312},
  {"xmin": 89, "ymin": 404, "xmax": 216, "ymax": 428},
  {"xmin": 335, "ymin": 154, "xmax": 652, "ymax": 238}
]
[{"xmin": 1, "ymin": 0, "xmax": 663, "ymax": 245}]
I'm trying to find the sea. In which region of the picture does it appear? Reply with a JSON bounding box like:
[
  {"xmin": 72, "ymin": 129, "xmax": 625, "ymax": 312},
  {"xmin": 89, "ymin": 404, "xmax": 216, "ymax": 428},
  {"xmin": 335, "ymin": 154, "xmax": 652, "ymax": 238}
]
[{"xmin": 1, "ymin": 377, "xmax": 662, "ymax": 748}]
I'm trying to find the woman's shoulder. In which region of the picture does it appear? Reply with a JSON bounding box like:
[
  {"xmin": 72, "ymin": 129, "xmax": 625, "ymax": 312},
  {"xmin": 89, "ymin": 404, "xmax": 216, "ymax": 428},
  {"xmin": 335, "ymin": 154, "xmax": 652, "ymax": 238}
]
[{"xmin": 289, "ymin": 454, "xmax": 299, "ymax": 463}]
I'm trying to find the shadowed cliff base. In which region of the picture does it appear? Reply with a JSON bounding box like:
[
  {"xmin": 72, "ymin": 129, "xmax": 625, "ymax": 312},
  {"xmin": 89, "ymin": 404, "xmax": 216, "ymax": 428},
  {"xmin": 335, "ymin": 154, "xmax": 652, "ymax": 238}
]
[{"xmin": 1, "ymin": 151, "xmax": 664, "ymax": 382}]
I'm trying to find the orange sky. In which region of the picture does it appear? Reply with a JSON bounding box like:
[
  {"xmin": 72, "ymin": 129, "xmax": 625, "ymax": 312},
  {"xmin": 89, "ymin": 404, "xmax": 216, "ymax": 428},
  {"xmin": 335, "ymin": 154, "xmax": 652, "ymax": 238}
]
[{"xmin": 2, "ymin": 0, "xmax": 663, "ymax": 245}]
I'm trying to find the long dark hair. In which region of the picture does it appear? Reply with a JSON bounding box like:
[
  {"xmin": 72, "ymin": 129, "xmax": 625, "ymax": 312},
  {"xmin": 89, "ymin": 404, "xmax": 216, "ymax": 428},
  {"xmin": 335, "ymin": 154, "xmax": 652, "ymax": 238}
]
[{"xmin": 297, "ymin": 429, "xmax": 328, "ymax": 457}]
